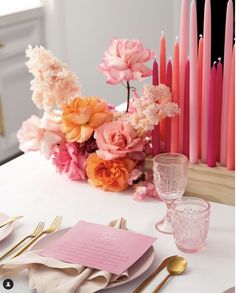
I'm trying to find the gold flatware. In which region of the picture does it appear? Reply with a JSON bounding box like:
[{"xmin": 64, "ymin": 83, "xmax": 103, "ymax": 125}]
[
  {"xmin": 12, "ymin": 216, "xmax": 63, "ymax": 258},
  {"xmin": 0, "ymin": 222, "xmax": 45, "ymax": 261},
  {"xmin": 133, "ymin": 255, "xmax": 177, "ymax": 293},
  {"xmin": 152, "ymin": 256, "xmax": 187, "ymax": 293},
  {"xmin": 0, "ymin": 216, "xmax": 23, "ymax": 228}
]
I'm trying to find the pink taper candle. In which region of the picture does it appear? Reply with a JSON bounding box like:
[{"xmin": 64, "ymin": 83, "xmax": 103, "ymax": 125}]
[
  {"xmin": 183, "ymin": 59, "xmax": 190, "ymax": 158},
  {"xmin": 201, "ymin": 0, "xmax": 211, "ymax": 163},
  {"xmin": 189, "ymin": 0, "xmax": 198, "ymax": 163},
  {"xmin": 198, "ymin": 36, "xmax": 203, "ymax": 160},
  {"xmin": 179, "ymin": 0, "xmax": 188, "ymax": 153},
  {"xmin": 207, "ymin": 65, "xmax": 217, "ymax": 167},
  {"xmin": 171, "ymin": 40, "xmax": 180, "ymax": 153},
  {"xmin": 166, "ymin": 59, "xmax": 172, "ymax": 152},
  {"xmin": 152, "ymin": 59, "xmax": 160, "ymax": 156},
  {"xmin": 159, "ymin": 32, "xmax": 167, "ymax": 151},
  {"xmin": 226, "ymin": 45, "xmax": 235, "ymax": 170},
  {"xmin": 215, "ymin": 59, "xmax": 223, "ymax": 162},
  {"xmin": 220, "ymin": 0, "xmax": 234, "ymax": 166}
]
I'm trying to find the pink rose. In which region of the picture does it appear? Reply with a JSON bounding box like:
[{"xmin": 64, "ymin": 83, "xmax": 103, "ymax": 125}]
[
  {"xmin": 98, "ymin": 39, "xmax": 155, "ymax": 84},
  {"xmin": 95, "ymin": 121, "xmax": 144, "ymax": 160},
  {"xmin": 52, "ymin": 142, "xmax": 87, "ymax": 181},
  {"xmin": 17, "ymin": 114, "xmax": 64, "ymax": 159}
]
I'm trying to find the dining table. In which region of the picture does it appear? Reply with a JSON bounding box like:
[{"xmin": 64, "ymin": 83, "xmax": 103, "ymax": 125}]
[{"xmin": 0, "ymin": 152, "xmax": 234, "ymax": 293}]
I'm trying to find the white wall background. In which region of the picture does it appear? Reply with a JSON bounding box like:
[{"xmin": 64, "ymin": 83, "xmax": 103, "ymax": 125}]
[{"xmin": 43, "ymin": 0, "xmax": 183, "ymax": 105}]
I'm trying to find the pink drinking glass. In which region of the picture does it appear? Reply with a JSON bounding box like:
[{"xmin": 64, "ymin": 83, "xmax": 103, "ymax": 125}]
[
  {"xmin": 153, "ymin": 153, "xmax": 188, "ymax": 234},
  {"xmin": 170, "ymin": 197, "xmax": 210, "ymax": 253}
]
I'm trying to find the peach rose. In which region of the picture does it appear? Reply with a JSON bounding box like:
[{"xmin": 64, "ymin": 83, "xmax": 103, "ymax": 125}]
[
  {"xmin": 95, "ymin": 121, "xmax": 143, "ymax": 160},
  {"xmin": 86, "ymin": 153, "xmax": 135, "ymax": 192},
  {"xmin": 98, "ymin": 39, "xmax": 155, "ymax": 84},
  {"xmin": 62, "ymin": 97, "xmax": 113, "ymax": 143}
]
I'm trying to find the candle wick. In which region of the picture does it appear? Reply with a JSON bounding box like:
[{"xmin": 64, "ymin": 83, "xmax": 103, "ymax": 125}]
[
  {"xmin": 213, "ymin": 61, "xmax": 217, "ymax": 65},
  {"xmin": 218, "ymin": 57, "xmax": 222, "ymax": 62},
  {"xmin": 176, "ymin": 36, "xmax": 179, "ymax": 41},
  {"xmin": 199, "ymin": 34, "xmax": 203, "ymax": 38},
  {"xmin": 168, "ymin": 57, "xmax": 172, "ymax": 61}
]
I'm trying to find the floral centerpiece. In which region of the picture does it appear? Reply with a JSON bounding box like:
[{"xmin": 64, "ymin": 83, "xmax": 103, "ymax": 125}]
[{"xmin": 17, "ymin": 39, "xmax": 179, "ymax": 200}]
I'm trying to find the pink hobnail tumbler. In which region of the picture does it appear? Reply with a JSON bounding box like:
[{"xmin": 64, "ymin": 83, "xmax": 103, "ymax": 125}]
[{"xmin": 170, "ymin": 197, "xmax": 210, "ymax": 253}]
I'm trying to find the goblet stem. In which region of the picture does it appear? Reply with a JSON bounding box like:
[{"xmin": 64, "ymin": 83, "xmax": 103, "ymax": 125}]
[
  {"xmin": 155, "ymin": 200, "xmax": 173, "ymax": 234},
  {"xmin": 165, "ymin": 201, "xmax": 172, "ymax": 220}
]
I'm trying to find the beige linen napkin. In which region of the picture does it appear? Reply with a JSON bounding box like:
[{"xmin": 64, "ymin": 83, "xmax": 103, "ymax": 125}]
[{"xmin": 0, "ymin": 218, "xmax": 129, "ymax": 293}]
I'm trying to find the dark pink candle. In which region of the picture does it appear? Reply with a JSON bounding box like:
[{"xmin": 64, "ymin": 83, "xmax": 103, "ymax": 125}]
[
  {"xmin": 207, "ymin": 65, "xmax": 217, "ymax": 167},
  {"xmin": 152, "ymin": 59, "xmax": 160, "ymax": 156},
  {"xmin": 152, "ymin": 59, "xmax": 159, "ymax": 86},
  {"xmin": 165, "ymin": 59, "xmax": 172, "ymax": 152},
  {"xmin": 183, "ymin": 59, "xmax": 190, "ymax": 158},
  {"xmin": 215, "ymin": 59, "xmax": 223, "ymax": 162}
]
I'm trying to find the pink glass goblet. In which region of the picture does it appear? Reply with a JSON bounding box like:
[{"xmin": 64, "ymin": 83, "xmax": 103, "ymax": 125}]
[
  {"xmin": 170, "ymin": 197, "xmax": 210, "ymax": 253},
  {"xmin": 153, "ymin": 153, "xmax": 189, "ymax": 234}
]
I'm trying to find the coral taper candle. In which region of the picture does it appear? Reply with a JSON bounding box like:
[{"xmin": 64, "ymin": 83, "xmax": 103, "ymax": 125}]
[
  {"xmin": 226, "ymin": 45, "xmax": 235, "ymax": 170},
  {"xmin": 183, "ymin": 58, "xmax": 190, "ymax": 158},
  {"xmin": 215, "ymin": 59, "xmax": 223, "ymax": 162},
  {"xmin": 160, "ymin": 32, "xmax": 166, "ymax": 84},
  {"xmin": 189, "ymin": 0, "xmax": 198, "ymax": 163},
  {"xmin": 198, "ymin": 36, "xmax": 203, "ymax": 160},
  {"xmin": 152, "ymin": 59, "xmax": 160, "ymax": 156},
  {"xmin": 207, "ymin": 65, "xmax": 217, "ymax": 167},
  {"xmin": 201, "ymin": 0, "xmax": 211, "ymax": 163},
  {"xmin": 179, "ymin": 0, "xmax": 188, "ymax": 154},
  {"xmin": 166, "ymin": 59, "xmax": 172, "ymax": 152},
  {"xmin": 171, "ymin": 39, "xmax": 180, "ymax": 153},
  {"xmin": 220, "ymin": 0, "xmax": 233, "ymax": 166}
]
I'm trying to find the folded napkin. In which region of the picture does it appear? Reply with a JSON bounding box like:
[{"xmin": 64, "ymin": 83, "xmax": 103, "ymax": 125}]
[{"xmin": 0, "ymin": 218, "xmax": 129, "ymax": 293}]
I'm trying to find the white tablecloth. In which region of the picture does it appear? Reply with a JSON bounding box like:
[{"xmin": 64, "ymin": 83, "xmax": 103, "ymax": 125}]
[{"xmin": 0, "ymin": 153, "xmax": 234, "ymax": 293}]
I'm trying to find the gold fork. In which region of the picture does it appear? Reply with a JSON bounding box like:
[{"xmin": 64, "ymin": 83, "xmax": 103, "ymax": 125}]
[
  {"xmin": 12, "ymin": 216, "xmax": 63, "ymax": 258},
  {"xmin": 0, "ymin": 222, "xmax": 45, "ymax": 261}
]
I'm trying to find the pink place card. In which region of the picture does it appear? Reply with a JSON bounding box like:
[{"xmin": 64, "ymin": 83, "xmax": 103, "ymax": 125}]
[{"xmin": 40, "ymin": 221, "xmax": 156, "ymax": 275}]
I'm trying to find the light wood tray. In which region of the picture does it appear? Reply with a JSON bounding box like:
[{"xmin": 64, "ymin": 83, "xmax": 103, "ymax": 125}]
[{"xmin": 145, "ymin": 157, "xmax": 235, "ymax": 206}]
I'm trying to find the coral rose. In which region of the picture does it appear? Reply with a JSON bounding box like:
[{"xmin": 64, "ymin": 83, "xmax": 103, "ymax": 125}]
[
  {"xmin": 98, "ymin": 38, "xmax": 155, "ymax": 84},
  {"xmin": 95, "ymin": 121, "xmax": 143, "ymax": 160},
  {"xmin": 52, "ymin": 142, "xmax": 87, "ymax": 181},
  {"xmin": 62, "ymin": 97, "xmax": 113, "ymax": 143},
  {"xmin": 86, "ymin": 153, "xmax": 135, "ymax": 192}
]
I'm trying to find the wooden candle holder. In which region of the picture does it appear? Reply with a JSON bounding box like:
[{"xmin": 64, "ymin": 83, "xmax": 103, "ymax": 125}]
[{"xmin": 145, "ymin": 157, "xmax": 235, "ymax": 206}]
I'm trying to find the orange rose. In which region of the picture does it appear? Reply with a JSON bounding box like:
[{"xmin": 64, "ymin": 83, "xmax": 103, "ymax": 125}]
[
  {"xmin": 62, "ymin": 97, "xmax": 112, "ymax": 143},
  {"xmin": 86, "ymin": 153, "xmax": 135, "ymax": 192}
]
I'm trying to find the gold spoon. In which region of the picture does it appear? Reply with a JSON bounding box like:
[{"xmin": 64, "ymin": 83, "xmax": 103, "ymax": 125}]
[{"xmin": 152, "ymin": 256, "xmax": 187, "ymax": 293}]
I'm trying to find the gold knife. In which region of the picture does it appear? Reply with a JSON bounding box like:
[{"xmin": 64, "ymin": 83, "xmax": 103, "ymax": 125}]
[
  {"xmin": 0, "ymin": 216, "xmax": 23, "ymax": 228},
  {"xmin": 132, "ymin": 255, "xmax": 177, "ymax": 293}
]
